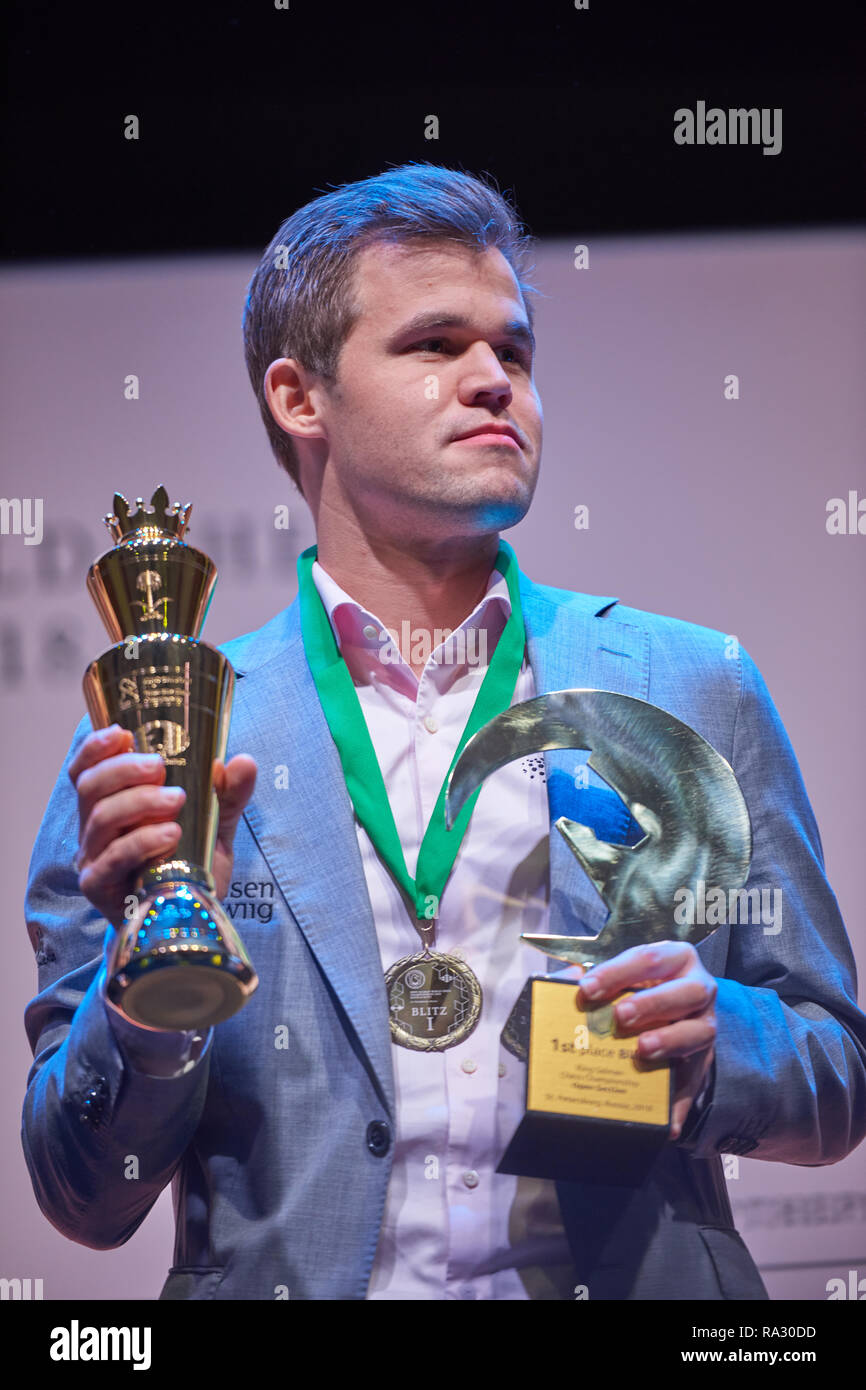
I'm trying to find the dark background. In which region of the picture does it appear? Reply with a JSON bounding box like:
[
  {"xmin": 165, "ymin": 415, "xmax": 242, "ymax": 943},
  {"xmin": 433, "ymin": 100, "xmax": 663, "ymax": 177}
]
[{"xmin": 3, "ymin": 0, "xmax": 864, "ymax": 260}]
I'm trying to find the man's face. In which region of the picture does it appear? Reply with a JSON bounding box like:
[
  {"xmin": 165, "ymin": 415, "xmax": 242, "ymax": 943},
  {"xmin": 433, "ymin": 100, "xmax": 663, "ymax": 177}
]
[{"xmin": 311, "ymin": 238, "xmax": 543, "ymax": 540}]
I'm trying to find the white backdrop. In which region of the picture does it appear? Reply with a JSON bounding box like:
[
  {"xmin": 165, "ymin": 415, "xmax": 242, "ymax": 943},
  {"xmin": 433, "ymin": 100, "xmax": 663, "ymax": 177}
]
[{"xmin": 1, "ymin": 229, "xmax": 864, "ymax": 1300}]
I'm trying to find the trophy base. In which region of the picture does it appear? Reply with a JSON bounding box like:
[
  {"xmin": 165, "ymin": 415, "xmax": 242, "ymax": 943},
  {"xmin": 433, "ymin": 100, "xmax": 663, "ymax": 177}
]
[
  {"xmin": 104, "ymin": 880, "xmax": 258, "ymax": 1031},
  {"xmin": 498, "ymin": 976, "xmax": 672, "ymax": 1186},
  {"xmin": 497, "ymin": 1111, "xmax": 670, "ymax": 1186},
  {"xmin": 106, "ymin": 957, "xmax": 252, "ymax": 1032}
]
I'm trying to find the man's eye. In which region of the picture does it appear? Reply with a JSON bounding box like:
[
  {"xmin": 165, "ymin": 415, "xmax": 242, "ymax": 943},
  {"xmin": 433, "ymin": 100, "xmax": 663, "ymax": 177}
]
[{"xmin": 410, "ymin": 339, "xmax": 530, "ymax": 367}]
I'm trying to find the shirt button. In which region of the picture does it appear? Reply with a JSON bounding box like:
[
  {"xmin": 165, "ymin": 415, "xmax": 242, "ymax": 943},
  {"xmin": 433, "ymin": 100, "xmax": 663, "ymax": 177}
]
[
  {"xmin": 462, "ymin": 1170, "xmax": 480, "ymax": 1189},
  {"xmin": 423, "ymin": 714, "xmax": 439, "ymax": 734},
  {"xmin": 498, "ymin": 1062, "xmax": 507, "ymax": 1077},
  {"xmin": 461, "ymin": 1058, "xmax": 477, "ymax": 1074},
  {"xmin": 460, "ymin": 1284, "xmax": 477, "ymax": 1299},
  {"xmin": 362, "ymin": 624, "xmax": 379, "ymax": 641}
]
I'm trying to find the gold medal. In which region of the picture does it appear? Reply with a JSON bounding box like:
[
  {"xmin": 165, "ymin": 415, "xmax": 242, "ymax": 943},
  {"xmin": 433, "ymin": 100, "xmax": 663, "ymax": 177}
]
[{"xmin": 385, "ymin": 950, "xmax": 482, "ymax": 1051}]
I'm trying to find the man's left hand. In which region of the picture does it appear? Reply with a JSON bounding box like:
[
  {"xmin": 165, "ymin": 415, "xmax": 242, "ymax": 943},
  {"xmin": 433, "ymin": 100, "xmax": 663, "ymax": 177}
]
[{"xmin": 576, "ymin": 942, "xmax": 717, "ymax": 1141}]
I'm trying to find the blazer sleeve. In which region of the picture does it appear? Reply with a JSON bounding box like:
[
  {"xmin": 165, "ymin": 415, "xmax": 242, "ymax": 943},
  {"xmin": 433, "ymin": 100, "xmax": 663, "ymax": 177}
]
[
  {"xmin": 678, "ymin": 645, "xmax": 866, "ymax": 1164},
  {"xmin": 20, "ymin": 716, "xmax": 215, "ymax": 1250}
]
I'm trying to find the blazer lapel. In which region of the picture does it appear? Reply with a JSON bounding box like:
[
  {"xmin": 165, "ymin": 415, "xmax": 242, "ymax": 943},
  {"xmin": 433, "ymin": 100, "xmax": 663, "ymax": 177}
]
[{"xmin": 226, "ymin": 600, "xmax": 396, "ymax": 1119}]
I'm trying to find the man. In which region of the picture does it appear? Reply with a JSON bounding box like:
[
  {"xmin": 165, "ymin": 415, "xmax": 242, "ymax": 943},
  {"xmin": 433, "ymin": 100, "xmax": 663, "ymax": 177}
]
[{"xmin": 21, "ymin": 163, "xmax": 866, "ymax": 1300}]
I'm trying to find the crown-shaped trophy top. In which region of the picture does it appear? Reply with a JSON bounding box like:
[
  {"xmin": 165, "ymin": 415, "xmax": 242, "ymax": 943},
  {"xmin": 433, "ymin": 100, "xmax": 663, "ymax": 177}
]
[
  {"xmin": 104, "ymin": 485, "xmax": 192, "ymax": 544},
  {"xmin": 88, "ymin": 484, "xmax": 217, "ymax": 642}
]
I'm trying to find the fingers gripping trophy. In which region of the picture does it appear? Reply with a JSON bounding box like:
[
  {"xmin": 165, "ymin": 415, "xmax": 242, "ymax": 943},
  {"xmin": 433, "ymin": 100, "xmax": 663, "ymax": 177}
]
[{"xmin": 82, "ymin": 486, "xmax": 258, "ymax": 1031}]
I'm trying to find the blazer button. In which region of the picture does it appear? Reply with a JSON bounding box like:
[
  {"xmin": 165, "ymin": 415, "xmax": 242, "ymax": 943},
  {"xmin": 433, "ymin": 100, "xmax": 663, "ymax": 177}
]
[
  {"xmin": 79, "ymin": 1076, "xmax": 108, "ymax": 1128},
  {"xmin": 366, "ymin": 1120, "xmax": 391, "ymax": 1157}
]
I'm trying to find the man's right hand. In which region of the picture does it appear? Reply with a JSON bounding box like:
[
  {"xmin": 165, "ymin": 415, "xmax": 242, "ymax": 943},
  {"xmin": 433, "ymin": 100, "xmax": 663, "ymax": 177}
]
[{"xmin": 69, "ymin": 724, "xmax": 257, "ymax": 929}]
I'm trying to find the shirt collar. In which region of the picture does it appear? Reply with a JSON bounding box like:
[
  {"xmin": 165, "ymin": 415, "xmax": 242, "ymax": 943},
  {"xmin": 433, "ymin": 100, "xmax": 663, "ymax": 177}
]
[{"xmin": 310, "ymin": 556, "xmax": 513, "ymax": 691}]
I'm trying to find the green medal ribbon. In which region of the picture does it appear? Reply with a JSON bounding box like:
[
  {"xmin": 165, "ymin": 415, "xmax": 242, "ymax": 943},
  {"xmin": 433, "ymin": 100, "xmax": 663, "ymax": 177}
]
[{"xmin": 297, "ymin": 540, "xmax": 527, "ymax": 922}]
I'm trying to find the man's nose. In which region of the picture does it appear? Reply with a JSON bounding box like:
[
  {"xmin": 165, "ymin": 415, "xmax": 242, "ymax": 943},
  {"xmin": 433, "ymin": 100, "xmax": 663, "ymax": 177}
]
[{"xmin": 456, "ymin": 343, "xmax": 513, "ymax": 406}]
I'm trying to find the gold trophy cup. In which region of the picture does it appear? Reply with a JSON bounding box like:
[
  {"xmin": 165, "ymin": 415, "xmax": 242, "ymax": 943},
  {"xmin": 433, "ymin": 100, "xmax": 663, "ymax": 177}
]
[{"xmin": 83, "ymin": 486, "xmax": 258, "ymax": 1031}]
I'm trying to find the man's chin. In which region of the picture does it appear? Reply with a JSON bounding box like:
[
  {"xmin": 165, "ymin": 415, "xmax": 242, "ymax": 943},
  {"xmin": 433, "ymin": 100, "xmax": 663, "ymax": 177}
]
[
  {"xmin": 431, "ymin": 467, "xmax": 535, "ymax": 515},
  {"xmin": 471, "ymin": 497, "xmax": 532, "ymax": 531},
  {"xmin": 377, "ymin": 473, "xmax": 536, "ymax": 540},
  {"xmin": 415, "ymin": 485, "xmax": 533, "ymax": 530},
  {"xmin": 462, "ymin": 478, "xmax": 536, "ymax": 530}
]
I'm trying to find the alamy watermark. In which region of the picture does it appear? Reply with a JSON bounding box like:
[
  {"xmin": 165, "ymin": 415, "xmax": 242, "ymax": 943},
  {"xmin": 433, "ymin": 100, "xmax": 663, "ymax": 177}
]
[
  {"xmin": 49, "ymin": 1321, "xmax": 151, "ymax": 1369},
  {"xmin": 0, "ymin": 1276, "xmax": 43, "ymax": 1299},
  {"xmin": 826, "ymin": 491, "xmax": 865, "ymax": 535},
  {"xmin": 0, "ymin": 498, "xmax": 43, "ymax": 545},
  {"xmin": 674, "ymin": 102, "xmax": 782, "ymax": 157},
  {"xmin": 826, "ymin": 1269, "xmax": 865, "ymax": 1300},
  {"xmin": 378, "ymin": 622, "xmax": 487, "ymax": 668},
  {"xmin": 673, "ymin": 880, "xmax": 782, "ymax": 935}
]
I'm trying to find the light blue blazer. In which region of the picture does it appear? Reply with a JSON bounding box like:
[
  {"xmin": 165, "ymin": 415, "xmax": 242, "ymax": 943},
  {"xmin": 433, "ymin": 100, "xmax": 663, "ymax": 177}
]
[{"xmin": 20, "ymin": 566, "xmax": 866, "ymax": 1299}]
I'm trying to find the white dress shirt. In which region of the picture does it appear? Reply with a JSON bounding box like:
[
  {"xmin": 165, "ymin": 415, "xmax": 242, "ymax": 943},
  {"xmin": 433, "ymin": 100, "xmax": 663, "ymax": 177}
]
[{"xmin": 311, "ymin": 557, "xmax": 577, "ymax": 1300}]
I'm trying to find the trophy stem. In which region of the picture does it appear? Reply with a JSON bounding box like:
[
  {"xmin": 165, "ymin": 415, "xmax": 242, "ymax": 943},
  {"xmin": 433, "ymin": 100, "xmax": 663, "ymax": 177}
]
[{"xmin": 138, "ymin": 858, "xmax": 216, "ymax": 894}]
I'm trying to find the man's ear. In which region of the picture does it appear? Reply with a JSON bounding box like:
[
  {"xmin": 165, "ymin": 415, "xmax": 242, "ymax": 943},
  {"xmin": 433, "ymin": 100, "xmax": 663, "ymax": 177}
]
[{"xmin": 264, "ymin": 357, "xmax": 329, "ymax": 446}]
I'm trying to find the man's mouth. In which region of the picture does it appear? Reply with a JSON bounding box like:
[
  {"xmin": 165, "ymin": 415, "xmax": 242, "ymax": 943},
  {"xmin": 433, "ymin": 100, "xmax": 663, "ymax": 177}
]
[{"xmin": 451, "ymin": 424, "xmax": 522, "ymax": 449}]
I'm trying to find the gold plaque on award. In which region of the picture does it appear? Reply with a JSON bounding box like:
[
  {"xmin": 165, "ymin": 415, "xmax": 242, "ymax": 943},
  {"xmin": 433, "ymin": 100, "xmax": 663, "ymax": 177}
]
[
  {"xmin": 496, "ymin": 974, "xmax": 672, "ymax": 1183},
  {"xmin": 527, "ymin": 980, "xmax": 670, "ymax": 1125},
  {"xmin": 83, "ymin": 486, "xmax": 258, "ymax": 1032}
]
